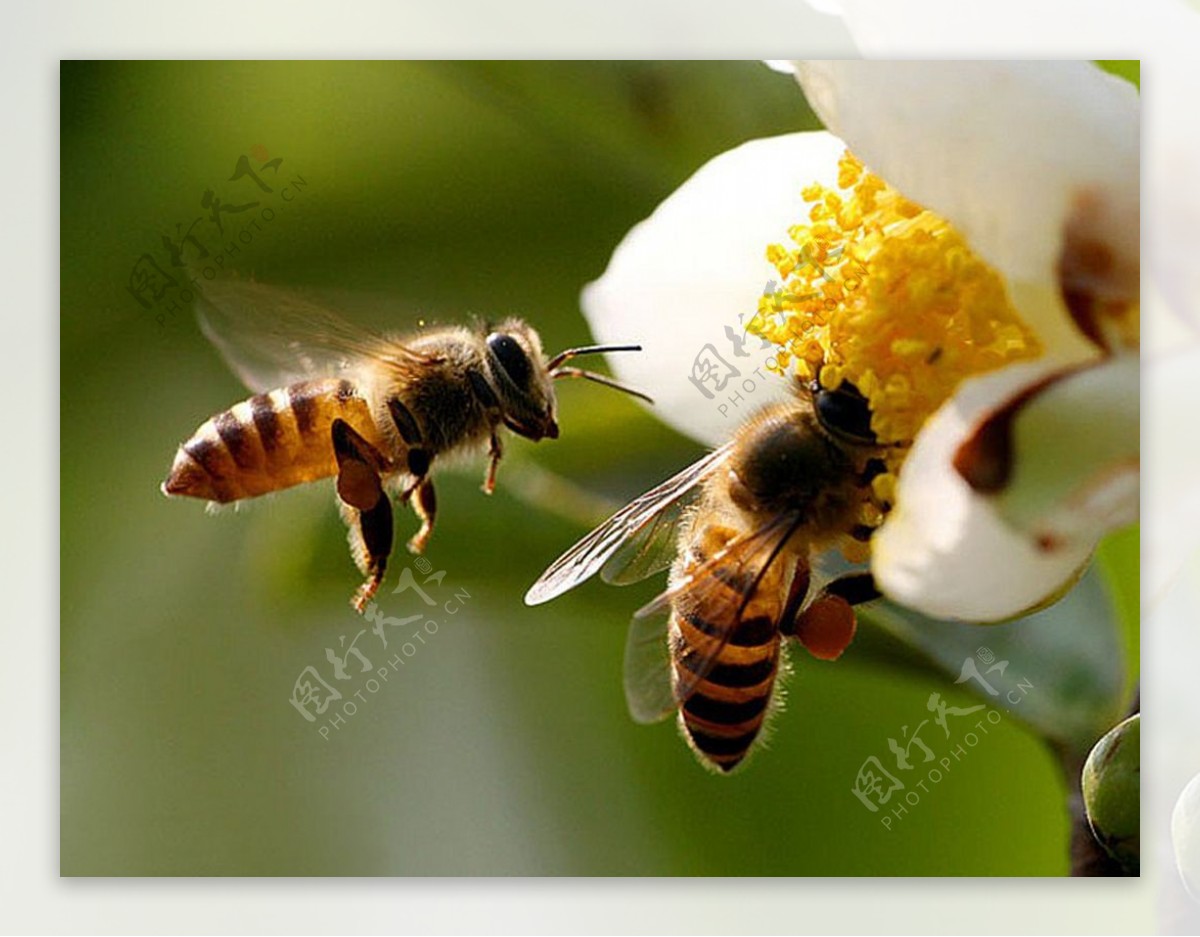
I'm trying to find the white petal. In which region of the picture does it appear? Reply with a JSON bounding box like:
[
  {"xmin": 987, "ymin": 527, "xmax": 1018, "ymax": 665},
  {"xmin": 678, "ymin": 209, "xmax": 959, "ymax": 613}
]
[
  {"xmin": 581, "ymin": 131, "xmax": 847, "ymax": 447},
  {"xmin": 872, "ymin": 362, "xmax": 1096, "ymax": 622},
  {"xmin": 988, "ymin": 355, "xmax": 1138, "ymax": 550},
  {"xmin": 798, "ymin": 0, "xmax": 843, "ymax": 15},
  {"xmin": 791, "ymin": 60, "xmax": 1137, "ymax": 358},
  {"xmin": 1173, "ymin": 772, "xmax": 1200, "ymax": 902},
  {"xmin": 805, "ymin": 0, "xmax": 1189, "ymax": 56},
  {"xmin": 805, "ymin": 0, "xmax": 1200, "ymax": 338},
  {"xmin": 1148, "ymin": 277, "xmax": 1199, "ymax": 359},
  {"xmin": 1147, "ymin": 338, "xmax": 1200, "ymax": 606},
  {"xmin": 1148, "ymin": 30, "xmax": 1200, "ymax": 333}
]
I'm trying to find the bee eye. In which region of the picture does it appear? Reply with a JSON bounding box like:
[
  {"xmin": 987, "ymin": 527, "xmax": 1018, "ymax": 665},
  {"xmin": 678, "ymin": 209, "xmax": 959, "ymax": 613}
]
[
  {"xmin": 814, "ymin": 380, "xmax": 877, "ymax": 444},
  {"xmin": 487, "ymin": 332, "xmax": 533, "ymax": 388}
]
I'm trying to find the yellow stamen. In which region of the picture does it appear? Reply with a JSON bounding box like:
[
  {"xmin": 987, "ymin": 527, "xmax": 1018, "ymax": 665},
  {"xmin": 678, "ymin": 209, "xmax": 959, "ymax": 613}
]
[{"xmin": 747, "ymin": 150, "xmax": 1042, "ymax": 558}]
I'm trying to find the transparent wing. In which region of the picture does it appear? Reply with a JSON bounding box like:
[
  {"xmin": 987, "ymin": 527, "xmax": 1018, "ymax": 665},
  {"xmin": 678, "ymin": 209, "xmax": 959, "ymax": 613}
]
[
  {"xmin": 622, "ymin": 514, "xmax": 801, "ymax": 724},
  {"xmin": 599, "ymin": 496, "xmax": 691, "ymax": 587},
  {"xmin": 623, "ymin": 606, "xmax": 682, "ymax": 724},
  {"xmin": 194, "ymin": 278, "xmax": 438, "ymax": 393},
  {"xmin": 523, "ymin": 444, "xmax": 734, "ymax": 606}
]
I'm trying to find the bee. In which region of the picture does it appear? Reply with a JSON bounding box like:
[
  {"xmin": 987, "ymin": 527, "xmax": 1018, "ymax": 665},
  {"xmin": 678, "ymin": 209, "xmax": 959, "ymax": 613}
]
[
  {"xmin": 162, "ymin": 278, "xmax": 649, "ymax": 612},
  {"xmin": 525, "ymin": 378, "xmax": 887, "ymax": 772}
]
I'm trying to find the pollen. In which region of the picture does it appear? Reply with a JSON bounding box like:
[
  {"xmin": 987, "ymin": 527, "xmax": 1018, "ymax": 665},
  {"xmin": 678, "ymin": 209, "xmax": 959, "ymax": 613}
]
[{"xmin": 747, "ymin": 150, "xmax": 1042, "ymax": 556}]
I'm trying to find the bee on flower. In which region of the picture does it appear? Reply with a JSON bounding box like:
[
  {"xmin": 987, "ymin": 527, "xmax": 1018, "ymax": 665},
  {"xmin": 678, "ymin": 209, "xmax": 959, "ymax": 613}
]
[{"xmin": 578, "ymin": 60, "xmax": 1140, "ymax": 623}]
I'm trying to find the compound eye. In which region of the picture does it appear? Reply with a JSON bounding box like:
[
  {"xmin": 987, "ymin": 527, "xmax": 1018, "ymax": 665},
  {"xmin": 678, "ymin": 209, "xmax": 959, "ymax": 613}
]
[
  {"xmin": 814, "ymin": 380, "xmax": 877, "ymax": 444},
  {"xmin": 487, "ymin": 332, "xmax": 533, "ymax": 388}
]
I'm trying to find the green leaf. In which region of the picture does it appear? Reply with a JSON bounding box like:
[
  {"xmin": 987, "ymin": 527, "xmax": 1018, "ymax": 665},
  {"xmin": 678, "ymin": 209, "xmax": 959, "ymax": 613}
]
[
  {"xmin": 1097, "ymin": 60, "xmax": 1141, "ymax": 89},
  {"xmin": 1094, "ymin": 523, "xmax": 1140, "ymax": 702},
  {"xmin": 859, "ymin": 563, "xmax": 1128, "ymax": 757}
]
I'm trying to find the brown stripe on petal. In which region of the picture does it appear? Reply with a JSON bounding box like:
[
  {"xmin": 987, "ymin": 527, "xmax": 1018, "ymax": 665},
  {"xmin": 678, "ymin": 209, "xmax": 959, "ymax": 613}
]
[
  {"xmin": 1060, "ymin": 246, "xmax": 1113, "ymax": 350},
  {"xmin": 952, "ymin": 368, "xmax": 1080, "ymax": 494},
  {"xmin": 1058, "ymin": 191, "xmax": 1140, "ymax": 353}
]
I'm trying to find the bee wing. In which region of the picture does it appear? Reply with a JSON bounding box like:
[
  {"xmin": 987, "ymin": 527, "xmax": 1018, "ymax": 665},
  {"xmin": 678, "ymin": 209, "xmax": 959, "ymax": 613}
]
[
  {"xmin": 523, "ymin": 444, "xmax": 734, "ymax": 606},
  {"xmin": 195, "ymin": 278, "xmax": 438, "ymax": 393},
  {"xmin": 622, "ymin": 606, "xmax": 683, "ymax": 724},
  {"xmin": 598, "ymin": 496, "xmax": 692, "ymax": 587},
  {"xmin": 623, "ymin": 514, "xmax": 802, "ymax": 724}
]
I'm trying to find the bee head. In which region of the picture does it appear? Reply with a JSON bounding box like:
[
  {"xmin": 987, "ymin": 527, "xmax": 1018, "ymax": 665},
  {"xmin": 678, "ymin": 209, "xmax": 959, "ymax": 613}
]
[
  {"xmin": 810, "ymin": 379, "xmax": 878, "ymax": 446},
  {"xmin": 485, "ymin": 321, "xmax": 651, "ymax": 443},
  {"xmin": 484, "ymin": 319, "xmax": 560, "ymax": 441}
]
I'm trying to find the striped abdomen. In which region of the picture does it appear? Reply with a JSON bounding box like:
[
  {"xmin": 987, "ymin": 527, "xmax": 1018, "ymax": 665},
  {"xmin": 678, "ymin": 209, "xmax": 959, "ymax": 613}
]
[
  {"xmin": 670, "ymin": 524, "xmax": 795, "ymax": 773},
  {"xmin": 163, "ymin": 378, "xmax": 384, "ymax": 503}
]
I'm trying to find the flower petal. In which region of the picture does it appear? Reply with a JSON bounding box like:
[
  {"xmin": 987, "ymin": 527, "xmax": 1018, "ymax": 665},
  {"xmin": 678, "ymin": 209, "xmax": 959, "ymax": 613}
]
[
  {"xmin": 801, "ymin": 0, "xmax": 1200, "ymax": 341},
  {"xmin": 581, "ymin": 131, "xmax": 848, "ymax": 447},
  {"xmin": 1151, "ymin": 46, "xmax": 1200, "ymax": 332},
  {"xmin": 1147, "ymin": 339, "xmax": 1200, "ymax": 604},
  {"xmin": 972, "ymin": 355, "xmax": 1139, "ymax": 552},
  {"xmin": 1173, "ymin": 771, "xmax": 1200, "ymax": 901},
  {"xmin": 788, "ymin": 60, "xmax": 1137, "ymax": 358},
  {"xmin": 872, "ymin": 362, "xmax": 1096, "ymax": 621},
  {"xmin": 798, "ymin": 0, "xmax": 1187, "ymax": 57}
]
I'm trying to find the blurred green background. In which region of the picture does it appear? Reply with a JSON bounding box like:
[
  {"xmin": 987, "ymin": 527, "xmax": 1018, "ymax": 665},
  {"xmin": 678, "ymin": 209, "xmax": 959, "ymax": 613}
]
[{"xmin": 61, "ymin": 61, "xmax": 1137, "ymax": 876}]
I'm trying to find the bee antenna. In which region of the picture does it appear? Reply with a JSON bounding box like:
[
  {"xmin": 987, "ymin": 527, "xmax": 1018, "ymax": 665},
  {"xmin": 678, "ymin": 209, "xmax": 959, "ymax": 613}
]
[
  {"xmin": 546, "ymin": 343, "xmax": 642, "ymax": 372},
  {"xmin": 550, "ymin": 366, "xmax": 654, "ymax": 405}
]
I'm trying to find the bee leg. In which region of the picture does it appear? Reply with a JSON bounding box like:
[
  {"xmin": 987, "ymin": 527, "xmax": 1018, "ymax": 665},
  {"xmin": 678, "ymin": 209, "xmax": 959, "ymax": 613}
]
[
  {"xmin": 857, "ymin": 458, "xmax": 889, "ymax": 486},
  {"xmin": 777, "ymin": 561, "xmax": 812, "ymax": 638},
  {"xmin": 823, "ymin": 571, "xmax": 881, "ymax": 606},
  {"xmin": 395, "ymin": 445, "xmax": 436, "ymax": 554},
  {"xmin": 406, "ymin": 477, "xmax": 437, "ymax": 554},
  {"xmin": 388, "ymin": 397, "xmax": 436, "ymax": 510},
  {"xmin": 332, "ymin": 420, "xmax": 387, "ymax": 510},
  {"xmin": 789, "ymin": 572, "xmax": 879, "ymax": 661},
  {"xmin": 331, "ymin": 419, "xmax": 394, "ymax": 613},
  {"xmin": 343, "ymin": 496, "xmax": 395, "ymax": 614},
  {"xmin": 482, "ymin": 430, "xmax": 502, "ymax": 495},
  {"xmin": 850, "ymin": 524, "xmax": 876, "ymax": 543}
]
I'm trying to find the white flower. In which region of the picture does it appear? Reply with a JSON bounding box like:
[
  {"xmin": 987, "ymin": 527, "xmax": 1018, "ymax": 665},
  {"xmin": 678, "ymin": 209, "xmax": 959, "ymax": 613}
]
[
  {"xmin": 582, "ymin": 61, "xmax": 1139, "ymax": 621},
  {"xmin": 800, "ymin": 0, "xmax": 1200, "ymax": 618},
  {"xmin": 1174, "ymin": 772, "xmax": 1200, "ymax": 902}
]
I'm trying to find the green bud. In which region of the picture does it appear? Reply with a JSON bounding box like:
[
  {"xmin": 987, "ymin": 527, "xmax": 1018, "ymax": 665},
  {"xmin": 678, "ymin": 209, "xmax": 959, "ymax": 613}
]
[{"xmin": 1082, "ymin": 713, "xmax": 1139, "ymax": 873}]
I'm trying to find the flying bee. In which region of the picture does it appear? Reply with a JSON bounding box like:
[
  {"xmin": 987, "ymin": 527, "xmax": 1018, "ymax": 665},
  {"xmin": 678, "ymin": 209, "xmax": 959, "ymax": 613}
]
[
  {"xmin": 525, "ymin": 378, "xmax": 889, "ymax": 772},
  {"xmin": 162, "ymin": 278, "xmax": 649, "ymax": 612}
]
